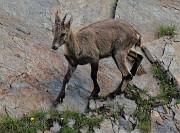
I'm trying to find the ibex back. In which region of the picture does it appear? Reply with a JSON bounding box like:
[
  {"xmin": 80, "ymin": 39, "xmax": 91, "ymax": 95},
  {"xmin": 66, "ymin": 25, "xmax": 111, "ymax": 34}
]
[{"xmin": 51, "ymin": 12, "xmax": 143, "ymax": 106}]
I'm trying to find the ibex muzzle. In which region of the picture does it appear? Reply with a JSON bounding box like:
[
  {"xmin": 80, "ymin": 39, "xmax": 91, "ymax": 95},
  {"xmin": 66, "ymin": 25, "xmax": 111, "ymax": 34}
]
[{"xmin": 51, "ymin": 11, "xmax": 143, "ymax": 107}]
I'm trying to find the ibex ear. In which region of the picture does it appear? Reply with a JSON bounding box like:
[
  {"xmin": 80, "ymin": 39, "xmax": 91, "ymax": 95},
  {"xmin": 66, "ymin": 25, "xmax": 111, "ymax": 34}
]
[
  {"xmin": 55, "ymin": 11, "xmax": 61, "ymax": 24},
  {"xmin": 65, "ymin": 15, "xmax": 73, "ymax": 29}
]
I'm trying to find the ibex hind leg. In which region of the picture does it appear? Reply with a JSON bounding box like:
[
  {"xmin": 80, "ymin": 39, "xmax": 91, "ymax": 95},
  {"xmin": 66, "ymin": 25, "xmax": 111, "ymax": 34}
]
[
  {"xmin": 109, "ymin": 52, "xmax": 132, "ymax": 98},
  {"xmin": 89, "ymin": 62, "xmax": 100, "ymax": 100},
  {"xmin": 128, "ymin": 49, "xmax": 143, "ymax": 76}
]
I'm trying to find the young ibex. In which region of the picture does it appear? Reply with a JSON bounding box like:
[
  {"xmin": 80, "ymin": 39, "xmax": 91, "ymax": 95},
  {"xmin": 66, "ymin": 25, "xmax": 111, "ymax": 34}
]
[{"xmin": 51, "ymin": 12, "xmax": 143, "ymax": 106}]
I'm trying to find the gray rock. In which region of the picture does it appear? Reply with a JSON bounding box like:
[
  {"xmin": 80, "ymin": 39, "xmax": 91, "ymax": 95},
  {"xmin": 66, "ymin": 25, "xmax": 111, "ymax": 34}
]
[
  {"xmin": 114, "ymin": 94, "xmax": 137, "ymax": 115},
  {"xmin": 174, "ymin": 35, "xmax": 180, "ymax": 42},
  {"xmin": 128, "ymin": 116, "xmax": 136, "ymax": 126},
  {"xmin": 36, "ymin": 130, "xmax": 43, "ymax": 133},
  {"xmin": 67, "ymin": 119, "xmax": 76, "ymax": 128},
  {"xmin": 171, "ymin": 106, "xmax": 180, "ymax": 122},
  {"xmin": 170, "ymin": 98, "xmax": 177, "ymax": 106},
  {"xmin": 0, "ymin": 0, "xmax": 162, "ymax": 117},
  {"xmin": 115, "ymin": 0, "xmax": 180, "ymax": 43},
  {"xmin": 116, "ymin": 129, "xmax": 129, "ymax": 133},
  {"xmin": 154, "ymin": 106, "xmax": 167, "ymax": 114},
  {"xmin": 1, "ymin": 2, "xmax": 180, "ymax": 133},
  {"xmin": 131, "ymin": 129, "xmax": 141, "ymax": 133},
  {"xmin": 152, "ymin": 107, "xmax": 180, "ymax": 133},
  {"xmin": 50, "ymin": 121, "xmax": 61, "ymax": 132},
  {"xmin": 44, "ymin": 131, "xmax": 53, "ymax": 133},
  {"xmin": 89, "ymin": 100, "xmax": 96, "ymax": 110},
  {"xmin": 0, "ymin": 105, "xmax": 6, "ymax": 116},
  {"xmin": 57, "ymin": 0, "xmax": 117, "ymax": 26},
  {"xmin": 161, "ymin": 119, "xmax": 179, "ymax": 133},
  {"xmin": 0, "ymin": 0, "xmax": 121, "ymax": 116},
  {"xmin": 142, "ymin": 37, "xmax": 180, "ymax": 89},
  {"xmin": 119, "ymin": 116, "xmax": 133, "ymax": 132},
  {"xmin": 80, "ymin": 127, "xmax": 89, "ymax": 133},
  {"xmin": 94, "ymin": 118, "xmax": 114, "ymax": 133}
]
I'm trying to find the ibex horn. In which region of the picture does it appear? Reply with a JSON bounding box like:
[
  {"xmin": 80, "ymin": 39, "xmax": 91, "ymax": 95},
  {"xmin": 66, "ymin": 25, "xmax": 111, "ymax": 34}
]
[{"xmin": 61, "ymin": 14, "xmax": 67, "ymax": 26}]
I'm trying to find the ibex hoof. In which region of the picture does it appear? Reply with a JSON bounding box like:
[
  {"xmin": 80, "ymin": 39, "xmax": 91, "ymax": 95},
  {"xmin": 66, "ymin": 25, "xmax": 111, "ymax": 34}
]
[
  {"xmin": 108, "ymin": 92, "xmax": 116, "ymax": 99},
  {"xmin": 52, "ymin": 101, "xmax": 58, "ymax": 108},
  {"xmin": 89, "ymin": 93, "xmax": 99, "ymax": 100},
  {"xmin": 123, "ymin": 74, "xmax": 133, "ymax": 80},
  {"xmin": 52, "ymin": 99, "xmax": 63, "ymax": 108}
]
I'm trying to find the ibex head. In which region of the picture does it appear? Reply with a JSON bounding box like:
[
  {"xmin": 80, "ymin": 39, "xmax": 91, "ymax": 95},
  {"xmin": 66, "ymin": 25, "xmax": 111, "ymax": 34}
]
[{"xmin": 52, "ymin": 11, "xmax": 73, "ymax": 50}]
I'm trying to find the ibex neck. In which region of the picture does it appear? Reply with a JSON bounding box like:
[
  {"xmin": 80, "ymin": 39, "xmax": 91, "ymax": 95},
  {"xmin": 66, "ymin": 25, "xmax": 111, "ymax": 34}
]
[{"xmin": 65, "ymin": 29, "xmax": 80, "ymax": 57}]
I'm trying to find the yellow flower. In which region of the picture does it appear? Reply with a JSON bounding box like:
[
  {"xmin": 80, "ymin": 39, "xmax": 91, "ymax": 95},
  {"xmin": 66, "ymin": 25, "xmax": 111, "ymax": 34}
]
[{"xmin": 30, "ymin": 117, "xmax": 35, "ymax": 121}]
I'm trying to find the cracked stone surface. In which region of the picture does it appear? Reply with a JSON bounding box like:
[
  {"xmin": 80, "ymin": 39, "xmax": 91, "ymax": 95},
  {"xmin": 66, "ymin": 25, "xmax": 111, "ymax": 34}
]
[
  {"xmin": 115, "ymin": 0, "xmax": 180, "ymax": 43},
  {"xmin": 0, "ymin": 0, "xmax": 119, "ymax": 116},
  {"xmin": 0, "ymin": 0, "xmax": 159, "ymax": 117},
  {"xmin": 89, "ymin": 95, "xmax": 138, "ymax": 133},
  {"xmin": 143, "ymin": 36, "xmax": 180, "ymax": 132},
  {"xmin": 56, "ymin": 0, "xmax": 117, "ymax": 27},
  {"xmin": 142, "ymin": 36, "xmax": 180, "ymax": 89},
  {"xmin": 152, "ymin": 104, "xmax": 180, "ymax": 133},
  {"xmin": 0, "ymin": 0, "xmax": 180, "ymax": 133},
  {"xmin": 93, "ymin": 117, "xmax": 134, "ymax": 133}
]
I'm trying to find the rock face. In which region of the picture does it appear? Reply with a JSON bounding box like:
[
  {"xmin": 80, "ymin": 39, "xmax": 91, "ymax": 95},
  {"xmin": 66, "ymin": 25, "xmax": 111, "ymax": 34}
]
[
  {"xmin": 0, "ymin": 0, "xmax": 180, "ymax": 133},
  {"xmin": 115, "ymin": 0, "xmax": 180, "ymax": 43},
  {"xmin": 0, "ymin": 0, "xmax": 158, "ymax": 117},
  {"xmin": 152, "ymin": 104, "xmax": 180, "ymax": 133},
  {"xmin": 89, "ymin": 95, "xmax": 138, "ymax": 133},
  {"xmin": 0, "ymin": 0, "xmax": 119, "ymax": 116},
  {"xmin": 142, "ymin": 36, "xmax": 180, "ymax": 133},
  {"xmin": 56, "ymin": 0, "xmax": 117, "ymax": 27},
  {"xmin": 142, "ymin": 35, "xmax": 180, "ymax": 89}
]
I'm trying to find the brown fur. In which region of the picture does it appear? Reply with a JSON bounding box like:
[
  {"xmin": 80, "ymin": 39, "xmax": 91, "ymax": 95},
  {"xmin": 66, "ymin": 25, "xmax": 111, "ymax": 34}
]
[
  {"xmin": 66, "ymin": 19, "xmax": 140, "ymax": 63},
  {"xmin": 51, "ymin": 12, "xmax": 143, "ymax": 106}
]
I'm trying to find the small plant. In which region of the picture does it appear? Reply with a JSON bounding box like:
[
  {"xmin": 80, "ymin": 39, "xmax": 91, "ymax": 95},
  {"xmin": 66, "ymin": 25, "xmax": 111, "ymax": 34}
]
[
  {"xmin": 137, "ymin": 121, "xmax": 151, "ymax": 133},
  {"xmin": 125, "ymin": 85, "xmax": 151, "ymax": 133},
  {"xmin": 152, "ymin": 63, "xmax": 180, "ymax": 99},
  {"xmin": 0, "ymin": 110, "xmax": 47, "ymax": 133},
  {"xmin": 0, "ymin": 109, "xmax": 103, "ymax": 133},
  {"xmin": 156, "ymin": 24, "xmax": 176, "ymax": 38}
]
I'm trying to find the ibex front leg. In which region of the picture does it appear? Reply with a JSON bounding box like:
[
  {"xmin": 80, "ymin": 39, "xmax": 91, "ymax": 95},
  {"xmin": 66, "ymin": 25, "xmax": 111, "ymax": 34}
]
[
  {"xmin": 89, "ymin": 62, "xmax": 100, "ymax": 99},
  {"xmin": 53, "ymin": 63, "xmax": 77, "ymax": 107}
]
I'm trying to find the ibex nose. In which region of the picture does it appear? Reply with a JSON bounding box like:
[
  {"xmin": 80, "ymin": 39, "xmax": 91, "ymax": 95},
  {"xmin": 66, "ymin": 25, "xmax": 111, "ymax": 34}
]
[{"xmin": 52, "ymin": 45, "xmax": 58, "ymax": 50}]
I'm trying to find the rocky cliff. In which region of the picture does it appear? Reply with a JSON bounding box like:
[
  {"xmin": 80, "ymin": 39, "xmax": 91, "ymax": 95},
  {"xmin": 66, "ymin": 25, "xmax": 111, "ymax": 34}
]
[{"xmin": 0, "ymin": 0, "xmax": 180, "ymax": 132}]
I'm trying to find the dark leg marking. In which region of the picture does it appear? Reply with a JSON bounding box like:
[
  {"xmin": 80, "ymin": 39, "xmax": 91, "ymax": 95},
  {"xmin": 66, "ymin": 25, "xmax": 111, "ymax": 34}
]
[
  {"xmin": 53, "ymin": 64, "xmax": 77, "ymax": 107},
  {"xmin": 89, "ymin": 62, "xmax": 100, "ymax": 99},
  {"xmin": 128, "ymin": 49, "xmax": 143, "ymax": 76}
]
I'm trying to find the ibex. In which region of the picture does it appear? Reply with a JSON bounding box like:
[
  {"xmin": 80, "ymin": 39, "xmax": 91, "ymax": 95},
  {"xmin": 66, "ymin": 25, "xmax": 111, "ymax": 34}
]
[{"xmin": 51, "ymin": 12, "xmax": 143, "ymax": 106}]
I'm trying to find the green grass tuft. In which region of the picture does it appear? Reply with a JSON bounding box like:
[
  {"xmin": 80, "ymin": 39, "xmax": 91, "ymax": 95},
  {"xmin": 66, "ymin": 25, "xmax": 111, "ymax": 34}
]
[
  {"xmin": 152, "ymin": 63, "xmax": 180, "ymax": 99},
  {"xmin": 156, "ymin": 24, "xmax": 176, "ymax": 38},
  {"xmin": 59, "ymin": 127, "xmax": 78, "ymax": 133},
  {"xmin": 0, "ymin": 109, "xmax": 103, "ymax": 133},
  {"xmin": 125, "ymin": 85, "xmax": 151, "ymax": 133}
]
